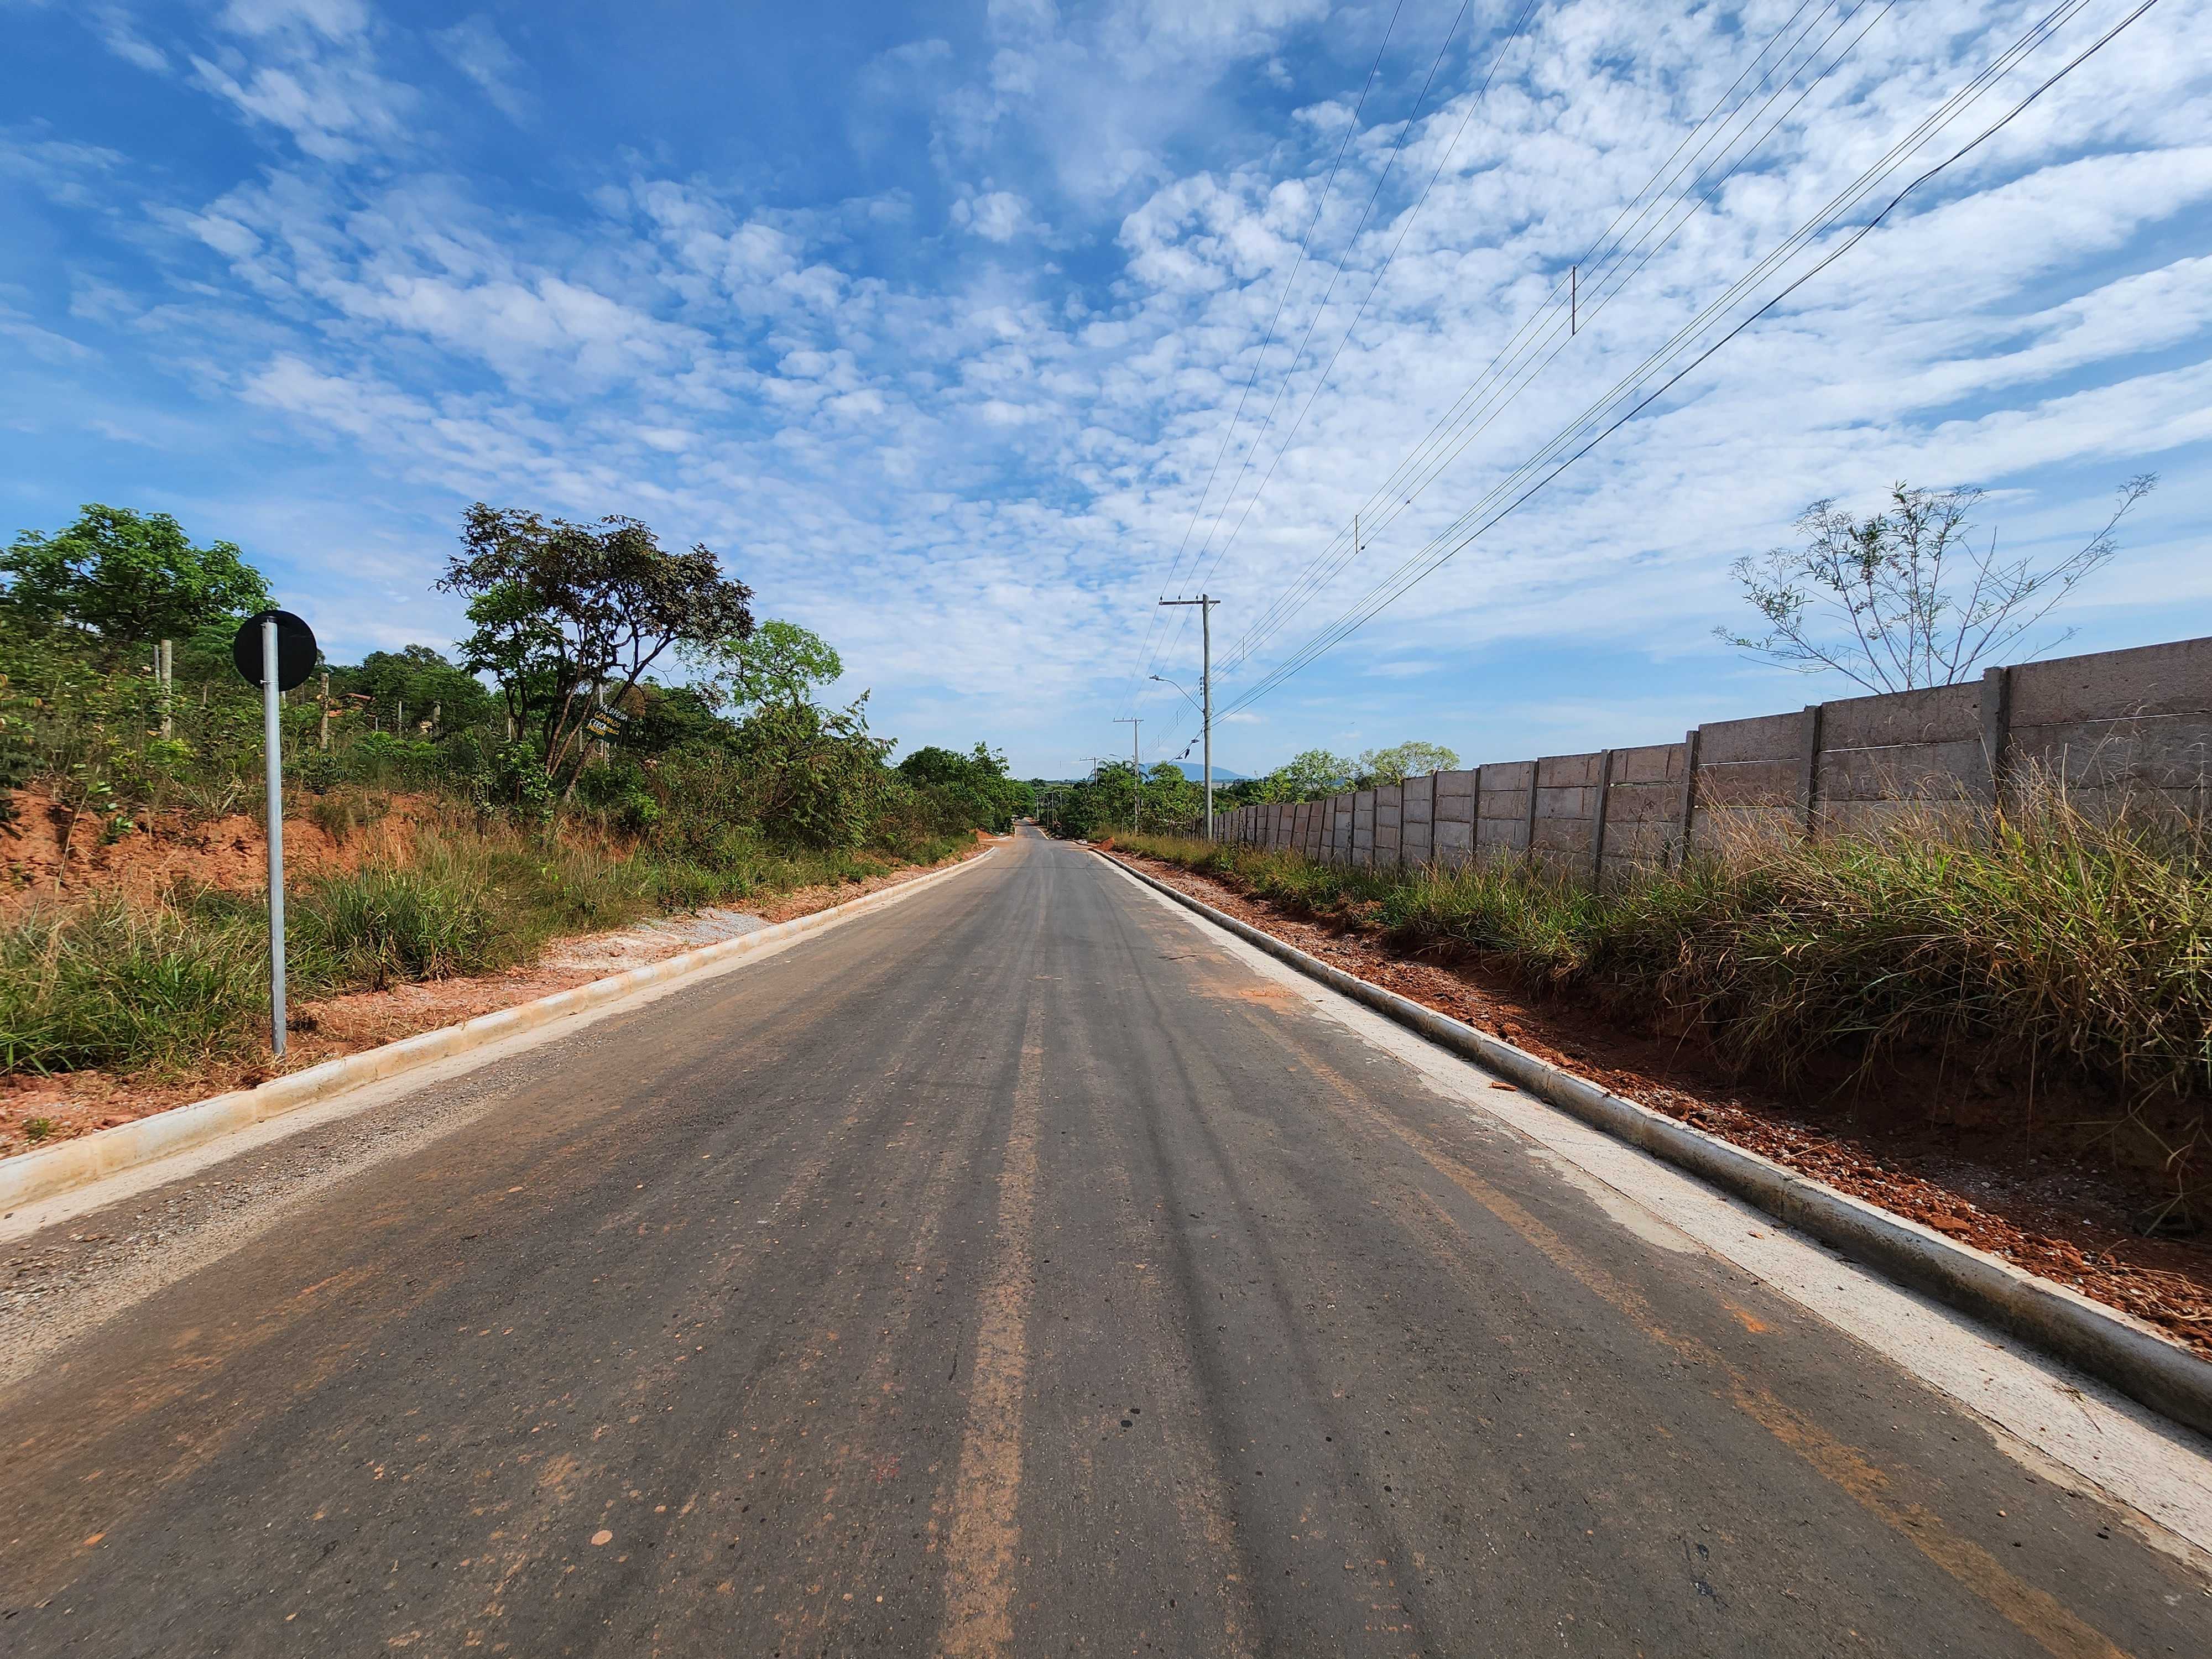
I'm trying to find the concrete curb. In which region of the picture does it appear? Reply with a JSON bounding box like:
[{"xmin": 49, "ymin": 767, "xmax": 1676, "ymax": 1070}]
[
  {"xmin": 1099, "ymin": 849, "xmax": 2212, "ymax": 1438},
  {"xmin": 0, "ymin": 849, "xmax": 999, "ymax": 1218}
]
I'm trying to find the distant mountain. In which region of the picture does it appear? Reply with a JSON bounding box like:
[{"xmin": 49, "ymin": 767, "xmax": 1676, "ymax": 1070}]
[{"xmin": 1164, "ymin": 761, "xmax": 1246, "ymax": 782}]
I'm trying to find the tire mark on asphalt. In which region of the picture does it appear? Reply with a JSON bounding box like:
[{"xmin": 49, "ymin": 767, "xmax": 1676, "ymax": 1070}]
[
  {"xmin": 1047, "ymin": 969, "xmax": 1262, "ymax": 1658},
  {"xmin": 935, "ymin": 995, "xmax": 1045, "ymax": 1659}
]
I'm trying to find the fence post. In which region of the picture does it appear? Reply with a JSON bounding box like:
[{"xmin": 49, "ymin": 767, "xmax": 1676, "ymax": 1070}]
[
  {"xmin": 1589, "ymin": 749, "xmax": 1615, "ymax": 884},
  {"xmin": 1980, "ymin": 665, "xmax": 2014, "ymax": 816},
  {"xmin": 1674, "ymin": 728, "xmax": 1701, "ymax": 867},
  {"xmin": 1798, "ymin": 703, "xmax": 1825, "ymax": 837},
  {"xmin": 1522, "ymin": 759, "xmax": 1542, "ymax": 865}
]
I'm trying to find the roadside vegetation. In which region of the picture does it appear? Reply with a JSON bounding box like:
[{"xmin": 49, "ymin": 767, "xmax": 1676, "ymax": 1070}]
[
  {"xmin": 1, "ymin": 502, "xmax": 1029, "ymax": 1091},
  {"xmin": 1118, "ymin": 779, "xmax": 2211, "ymax": 1214}
]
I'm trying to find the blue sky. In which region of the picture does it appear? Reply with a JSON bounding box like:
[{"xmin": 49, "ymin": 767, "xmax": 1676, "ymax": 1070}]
[{"xmin": 3, "ymin": 1, "xmax": 2207, "ymax": 778}]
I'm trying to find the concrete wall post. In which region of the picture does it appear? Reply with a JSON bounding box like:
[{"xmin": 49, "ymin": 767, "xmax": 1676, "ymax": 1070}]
[
  {"xmin": 1589, "ymin": 748, "xmax": 1616, "ymax": 883},
  {"xmin": 1798, "ymin": 703, "xmax": 1825, "ymax": 837}
]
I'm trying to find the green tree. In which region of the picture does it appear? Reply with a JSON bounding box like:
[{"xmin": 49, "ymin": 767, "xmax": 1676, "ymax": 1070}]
[
  {"xmin": 705, "ymin": 618, "xmax": 842, "ymax": 711},
  {"xmin": 898, "ymin": 741, "xmax": 1030, "ymax": 832},
  {"xmin": 342, "ymin": 645, "xmax": 495, "ymax": 733},
  {"xmin": 1358, "ymin": 741, "xmax": 1459, "ymax": 784},
  {"xmin": 438, "ymin": 504, "xmax": 754, "ymax": 786},
  {"xmin": 2, "ymin": 504, "xmax": 269, "ymax": 652},
  {"xmin": 455, "ymin": 580, "xmax": 564, "ymax": 738},
  {"xmin": 731, "ymin": 695, "xmax": 893, "ymax": 849},
  {"xmin": 1252, "ymin": 748, "xmax": 1356, "ymax": 801}
]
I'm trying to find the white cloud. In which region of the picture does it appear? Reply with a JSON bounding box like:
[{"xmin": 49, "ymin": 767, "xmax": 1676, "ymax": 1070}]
[
  {"xmin": 953, "ymin": 188, "xmax": 1033, "ymax": 242},
  {"xmin": 432, "ymin": 15, "xmax": 531, "ymax": 121},
  {"xmin": 189, "ymin": 0, "xmax": 409, "ymax": 162},
  {"xmin": 92, "ymin": 6, "xmax": 168, "ymax": 71}
]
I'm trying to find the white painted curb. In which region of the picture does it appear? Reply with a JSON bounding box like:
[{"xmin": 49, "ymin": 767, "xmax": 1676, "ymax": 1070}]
[
  {"xmin": 0, "ymin": 848, "xmax": 998, "ymax": 1217},
  {"xmin": 1100, "ymin": 849, "xmax": 2212, "ymax": 1438}
]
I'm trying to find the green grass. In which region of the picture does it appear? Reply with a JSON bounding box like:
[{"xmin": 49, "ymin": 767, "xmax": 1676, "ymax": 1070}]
[
  {"xmin": 0, "ymin": 823, "xmax": 975, "ymax": 1082},
  {"xmin": 1121, "ymin": 787, "xmax": 2212, "ymax": 1119},
  {"xmin": 0, "ymin": 894, "xmax": 267, "ymax": 1076}
]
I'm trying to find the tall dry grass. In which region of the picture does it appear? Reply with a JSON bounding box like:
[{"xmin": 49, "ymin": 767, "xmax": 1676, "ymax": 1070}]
[{"xmin": 1123, "ymin": 776, "xmax": 2211, "ymax": 1193}]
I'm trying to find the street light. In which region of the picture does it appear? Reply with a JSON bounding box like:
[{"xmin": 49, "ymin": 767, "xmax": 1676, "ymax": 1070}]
[{"xmin": 1149, "ymin": 673, "xmax": 1203, "ymax": 714}]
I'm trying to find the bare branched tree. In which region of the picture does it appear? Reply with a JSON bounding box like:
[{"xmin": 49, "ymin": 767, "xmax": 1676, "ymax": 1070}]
[{"xmin": 1718, "ymin": 474, "xmax": 2156, "ymax": 692}]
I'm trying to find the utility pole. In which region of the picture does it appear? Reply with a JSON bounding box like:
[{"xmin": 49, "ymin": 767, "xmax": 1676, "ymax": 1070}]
[
  {"xmin": 1113, "ymin": 717, "xmax": 1141, "ymax": 833},
  {"xmin": 1157, "ymin": 594, "xmax": 1219, "ymax": 839}
]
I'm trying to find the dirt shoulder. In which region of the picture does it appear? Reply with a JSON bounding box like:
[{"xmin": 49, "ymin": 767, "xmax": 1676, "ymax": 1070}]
[
  {"xmin": 1111, "ymin": 847, "xmax": 2212, "ymax": 1361},
  {"xmin": 1, "ymin": 836, "xmax": 1004, "ymax": 1157}
]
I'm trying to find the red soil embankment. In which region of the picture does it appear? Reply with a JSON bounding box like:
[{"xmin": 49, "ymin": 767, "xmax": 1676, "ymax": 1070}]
[{"xmin": 1, "ymin": 790, "xmax": 431, "ymax": 918}]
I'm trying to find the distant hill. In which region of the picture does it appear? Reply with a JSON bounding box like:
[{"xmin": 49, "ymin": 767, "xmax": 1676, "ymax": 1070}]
[{"xmin": 1164, "ymin": 761, "xmax": 1246, "ymax": 782}]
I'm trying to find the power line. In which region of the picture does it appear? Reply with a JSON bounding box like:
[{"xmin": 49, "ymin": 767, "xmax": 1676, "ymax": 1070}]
[
  {"xmin": 1221, "ymin": 0, "xmax": 1891, "ymax": 681},
  {"xmin": 1187, "ymin": 0, "xmax": 1543, "ymax": 597},
  {"xmin": 1211, "ymin": 0, "xmax": 2160, "ymax": 724},
  {"xmin": 1208, "ymin": 0, "xmax": 2086, "ymax": 708}
]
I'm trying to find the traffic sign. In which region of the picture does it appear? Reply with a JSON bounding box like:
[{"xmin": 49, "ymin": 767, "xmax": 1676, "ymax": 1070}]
[{"xmin": 231, "ymin": 609, "xmax": 318, "ymax": 691}]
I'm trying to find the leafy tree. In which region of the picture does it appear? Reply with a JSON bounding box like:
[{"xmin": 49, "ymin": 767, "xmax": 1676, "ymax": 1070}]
[
  {"xmin": 1249, "ymin": 748, "xmax": 1356, "ymax": 801},
  {"xmin": 341, "ymin": 645, "xmax": 495, "ymax": 733},
  {"xmin": 898, "ymin": 741, "xmax": 1031, "ymax": 832},
  {"xmin": 454, "ymin": 579, "xmax": 564, "ymax": 737},
  {"xmin": 617, "ymin": 681, "xmax": 730, "ymax": 755},
  {"xmin": 705, "ymin": 618, "xmax": 842, "ymax": 711},
  {"xmin": 1048, "ymin": 758, "xmax": 1201, "ymax": 838},
  {"xmin": 2, "ymin": 504, "xmax": 269, "ymax": 651},
  {"xmin": 731, "ymin": 695, "xmax": 893, "ymax": 850},
  {"xmin": 1720, "ymin": 474, "xmax": 2156, "ymax": 692},
  {"xmin": 437, "ymin": 504, "xmax": 754, "ymax": 786},
  {"xmin": 1358, "ymin": 740, "xmax": 1459, "ymax": 784}
]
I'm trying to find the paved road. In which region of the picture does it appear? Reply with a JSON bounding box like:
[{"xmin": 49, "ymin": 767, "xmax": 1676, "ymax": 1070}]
[{"xmin": 4, "ymin": 829, "xmax": 2207, "ymax": 1656}]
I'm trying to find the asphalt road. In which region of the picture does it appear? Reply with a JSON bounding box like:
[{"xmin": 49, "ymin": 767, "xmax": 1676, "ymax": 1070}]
[{"xmin": 4, "ymin": 828, "xmax": 2208, "ymax": 1656}]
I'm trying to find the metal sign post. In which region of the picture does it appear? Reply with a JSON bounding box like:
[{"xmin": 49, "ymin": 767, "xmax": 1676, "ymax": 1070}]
[
  {"xmin": 262, "ymin": 618, "xmax": 287, "ymax": 1057},
  {"xmin": 233, "ymin": 609, "xmax": 318, "ymax": 1061}
]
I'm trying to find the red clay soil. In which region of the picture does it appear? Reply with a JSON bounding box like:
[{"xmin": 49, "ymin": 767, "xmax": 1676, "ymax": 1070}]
[
  {"xmin": 1, "ymin": 789, "xmax": 429, "ymax": 918},
  {"xmin": 1113, "ymin": 849, "xmax": 2212, "ymax": 1362},
  {"xmin": 0, "ymin": 837, "xmax": 1004, "ymax": 1160}
]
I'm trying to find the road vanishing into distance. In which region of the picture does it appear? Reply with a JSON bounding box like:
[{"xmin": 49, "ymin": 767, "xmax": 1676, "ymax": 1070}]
[{"xmin": 3, "ymin": 828, "xmax": 2208, "ymax": 1656}]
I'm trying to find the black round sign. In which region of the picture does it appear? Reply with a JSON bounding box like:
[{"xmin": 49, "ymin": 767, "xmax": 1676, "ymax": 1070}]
[{"xmin": 231, "ymin": 609, "xmax": 318, "ymax": 692}]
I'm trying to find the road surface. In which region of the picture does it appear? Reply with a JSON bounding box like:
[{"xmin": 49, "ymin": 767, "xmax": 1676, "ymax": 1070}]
[{"xmin": 3, "ymin": 829, "xmax": 2207, "ymax": 1655}]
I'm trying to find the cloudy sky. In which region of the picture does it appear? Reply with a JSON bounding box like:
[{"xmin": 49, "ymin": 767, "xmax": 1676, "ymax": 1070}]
[{"xmin": 3, "ymin": 0, "xmax": 2206, "ymax": 777}]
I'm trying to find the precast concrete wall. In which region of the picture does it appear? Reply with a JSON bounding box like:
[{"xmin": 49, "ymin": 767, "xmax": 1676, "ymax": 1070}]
[{"xmin": 1204, "ymin": 634, "xmax": 2212, "ymax": 886}]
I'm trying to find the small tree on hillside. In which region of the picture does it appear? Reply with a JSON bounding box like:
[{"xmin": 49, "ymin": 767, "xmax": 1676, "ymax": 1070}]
[
  {"xmin": 2, "ymin": 504, "xmax": 269, "ymax": 653},
  {"xmin": 1719, "ymin": 474, "xmax": 2156, "ymax": 692},
  {"xmin": 439, "ymin": 504, "xmax": 754, "ymax": 786}
]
